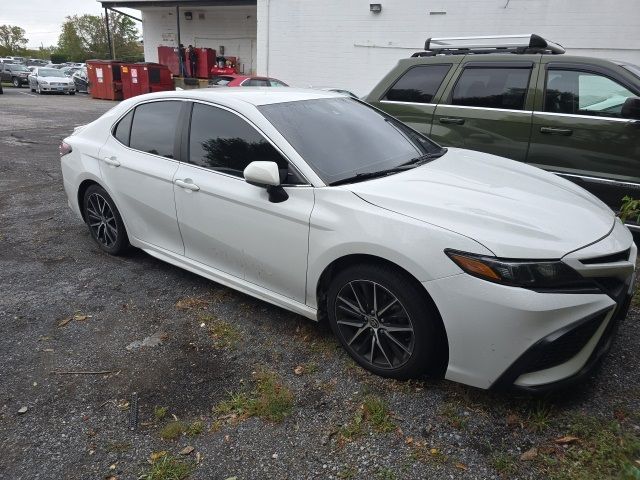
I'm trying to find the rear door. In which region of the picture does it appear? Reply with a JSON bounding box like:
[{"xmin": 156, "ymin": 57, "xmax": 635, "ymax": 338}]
[
  {"xmin": 370, "ymin": 61, "xmax": 458, "ymax": 136},
  {"xmin": 98, "ymin": 100, "xmax": 185, "ymax": 254},
  {"xmin": 431, "ymin": 59, "xmax": 538, "ymax": 162},
  {"xmin": 527, "ymin": 61, "xmax": 640, "ymax": 210}
]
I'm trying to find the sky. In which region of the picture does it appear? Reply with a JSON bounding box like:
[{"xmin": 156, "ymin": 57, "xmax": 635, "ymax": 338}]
[{"xmin": 1, "ymin": 1, "xmax": 141, "ymax": 48}]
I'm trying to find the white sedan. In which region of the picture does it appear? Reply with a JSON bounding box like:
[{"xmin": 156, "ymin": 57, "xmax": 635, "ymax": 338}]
[
  {"xmin": 59, "ymin": 89, "xmax": 637, "ymax": 391},
  {"xmin": 28, "ymin": 67, "xmax": 76, "ymax": 94}
]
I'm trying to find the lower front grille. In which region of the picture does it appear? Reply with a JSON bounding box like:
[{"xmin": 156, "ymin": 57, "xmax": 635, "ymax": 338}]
[{"xmin": 521, "ymin": 312, "xmax": 607, "ymax": 374}]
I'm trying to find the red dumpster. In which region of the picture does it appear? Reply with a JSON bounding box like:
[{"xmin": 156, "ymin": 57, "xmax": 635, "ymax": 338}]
[
  {"xmin": 157, "ymin": 46, "xmax": 180, "ymax": 76},
  {"xmin": 121, "ymin": 63, "xmax": 174, "ymax": 99},
  {"xmin": 86, "ymin": 60, "xmax": 124, "ymax": 100}
]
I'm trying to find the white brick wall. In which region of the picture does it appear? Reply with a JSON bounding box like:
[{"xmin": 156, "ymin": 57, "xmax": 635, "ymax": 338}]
[
  {"xmin": 141, "ymin": 6, "xmax": 257, "ymax": 74},
  {"xmin": 257, "ymin": 0, "xmax": 640, "ymax": 96}
]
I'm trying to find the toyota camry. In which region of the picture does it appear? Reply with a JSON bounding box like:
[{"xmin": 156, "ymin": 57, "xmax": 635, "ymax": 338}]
[{"xmin": 59, "ymin": 89, "xmax": 637, "ymax": 391}]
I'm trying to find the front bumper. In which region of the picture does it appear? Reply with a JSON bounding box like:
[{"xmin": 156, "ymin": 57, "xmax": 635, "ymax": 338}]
[
  {"xmin": 424, "ymin": 221, "xmax": 636, "ymax": 390},
  {"xmin": 39, "ymin": 84, "xmax": 75, "ymax": 93}
]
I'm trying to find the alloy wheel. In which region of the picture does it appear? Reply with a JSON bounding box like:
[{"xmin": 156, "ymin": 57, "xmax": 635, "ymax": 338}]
[
  {"xmin": 334, "ymin": 280, "xmax": 415, "ymax": 369},
  {"xmin": 86, "ymin": 193, "xmax": 118, "ymax": 248}
]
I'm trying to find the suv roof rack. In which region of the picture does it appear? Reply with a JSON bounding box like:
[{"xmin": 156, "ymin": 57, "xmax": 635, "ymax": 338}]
[{"xmin": 412, "ymin": 34, "xmax": 565, "ymax": 57}]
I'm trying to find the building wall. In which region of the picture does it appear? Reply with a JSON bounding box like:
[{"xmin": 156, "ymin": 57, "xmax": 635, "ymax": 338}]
[
  {"xmin": 141, "ymin": 6, "xmax": 257, "ymax": 74},
  {"xmin": 257, "ymin": 0, "xmax": 640, "ymax": 96}
]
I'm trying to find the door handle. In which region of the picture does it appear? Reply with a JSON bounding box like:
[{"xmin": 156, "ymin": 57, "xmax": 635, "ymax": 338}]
[
  {"xmin": 540, "ymin": 126, "xmax": 573, "ymax": 136},
  {"xmin": 439, "ymin": 117, "xmax": 465, "ymax": 125},
  {"xmin": 103, "ymin": 156, "xmax": 120, "ymax": 167},
  {"xmin": 175, "ymin": 179, "xmax": 200, "ymax": 191}
]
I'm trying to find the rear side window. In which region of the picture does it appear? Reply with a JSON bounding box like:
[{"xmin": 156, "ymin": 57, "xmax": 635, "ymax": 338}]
[
  {"xmin": 188, "ymin": 103, "xmax": 290, "ymax": 178},
  {"xmin": 545, "ymin": 69, "xmax": 635, "ymax": 117},
  {"xmin": 113, "ymin": 110, "xmax": 133, "ymax": 146},
  {"xmin": 243, "ymin": 78, "xmax": 270, "ymax": 87},
  {"xmin": 451, "ymin": 67, "xmax": 531, "ymax": 110},
  {"xmin": 384, "ymin": 65, "xmax": 451, "ymax": 104},
  {"xmin": 129, "ymin": 101, "xmax": 182, "ymax": 158}
]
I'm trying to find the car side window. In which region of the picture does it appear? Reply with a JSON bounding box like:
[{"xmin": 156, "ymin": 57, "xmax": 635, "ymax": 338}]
[
  {"xmin": 129, "ymin": 101, "xmax": 182, "ymax": 158},
  {"xmin": 451, "ymin": 67, "xmax": 531, "ymax": 110},
  {"xmin": 188, "ymin": 103, "xmax": 303, "ymax": 183},
  {"xmin": 113, "ymin": 110, "xmax": 134, "ymax": 146},
  {"xmin": 383, "ymin": 65, "xmax": 451, "ymax": 104},
  {"xmin": 243, "ymin": 79, "xmax": 269, "ymax": 87},
  {"xmin": 545, "ymin": 70, "xmax": 635, "ymax": 117}
]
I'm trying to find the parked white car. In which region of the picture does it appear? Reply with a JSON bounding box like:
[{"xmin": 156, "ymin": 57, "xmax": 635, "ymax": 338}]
[
  {"xmin": 60, "ymin": 89, "xmax": 637, "ymax": 391},
  {"xmin": 28, "ymin": 67, "xmax": 76, "ymax": 94}
]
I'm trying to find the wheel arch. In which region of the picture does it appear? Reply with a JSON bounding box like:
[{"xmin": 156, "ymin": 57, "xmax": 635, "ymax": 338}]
[
  {"xmin": 77, "ymin": 179, "xmax": 100, "ymax": 222},
  {"xmin": 315, "ymin": 253, "xmax": 449, "ymax": 377}
]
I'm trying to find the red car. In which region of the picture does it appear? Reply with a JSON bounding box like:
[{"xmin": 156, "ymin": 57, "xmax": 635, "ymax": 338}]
[{"xmin": 208, "ymin": 74, "xmax": 288, "ymax": 87}]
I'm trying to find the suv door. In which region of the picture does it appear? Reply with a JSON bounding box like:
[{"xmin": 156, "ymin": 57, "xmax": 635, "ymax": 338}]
[
  {"xmin": 368, "ymin": 61, "xmax": 457, "ymax": 136},
  {"xmin": 431, "ymin": 60, "xmax": 537, "ymax": 162},
  {"xmin": 173, "ymin": 102, "xmax": 314, "ymax": 303},
  {"xmin": 528, "ymin": 61, "xmax": 640, "ymax": 211},
  {"xmin": 98, "ymin": 100, "xmax": 185, "ymax": 254}
]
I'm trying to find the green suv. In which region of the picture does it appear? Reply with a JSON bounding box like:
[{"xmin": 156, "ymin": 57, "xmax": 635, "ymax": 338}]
[{"xmin": 365, "ymin": 34, "xmax": 640, "ymax": 230}]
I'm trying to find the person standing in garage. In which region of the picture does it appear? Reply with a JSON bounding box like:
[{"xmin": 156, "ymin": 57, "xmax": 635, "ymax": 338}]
[
  {"xmin": 187, "ymin": 45, "xmax": 197, "ymax": 78},
  {"xmin": 178, "ymin": 44, "xmax": 187, "ymax": 77}
]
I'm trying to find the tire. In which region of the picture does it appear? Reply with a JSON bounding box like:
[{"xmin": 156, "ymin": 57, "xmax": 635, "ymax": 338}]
[
  {"xmin": 30, "ymin": 87, "xmax": 35, "ymax": 92},
  {"xmin": 36, "ymin": 84, "xmax": 42, "ymax": 94},
  {"xmin": 327, "ymin": 263, "xmax": 443, "ymax": 379},
  {"xmin": 69, "ymin": 91, "xmax": 75, "ymax": 95},
  {"xmin": 12, "ymin": 77, "xmax": 20, "ymax": 88},
  {"xmin": 82, "ymin": 184, "xmax": 129, "ymax": 255}
]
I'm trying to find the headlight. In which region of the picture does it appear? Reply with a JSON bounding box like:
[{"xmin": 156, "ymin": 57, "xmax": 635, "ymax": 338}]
[
  {"xmin": 445, "ymin": 249, "xmax": 592, "ymax": 290},
  {"xmin": 40, "ymin": 80, "xmax": 48, "ymax": 85}
]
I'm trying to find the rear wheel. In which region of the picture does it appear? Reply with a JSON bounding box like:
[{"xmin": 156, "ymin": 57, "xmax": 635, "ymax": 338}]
[
  {"xmin": 82, "ymin": 184, "xmax": 129, "ymax": 255},
  {"xmin": 12, "ymin": 77, "xmax": 20, "ymax": 88},
  {"xmin": 327, "ymin": 263, "xmax": 443, "ymax": 379}
]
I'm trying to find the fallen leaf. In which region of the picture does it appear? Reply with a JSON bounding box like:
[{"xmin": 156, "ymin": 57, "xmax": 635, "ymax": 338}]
[
  {"xmin": 405, "ymin": 436, "xmax": 414, "ymax": 445},
  {"xmin": 430, "ymin": 448, "xmax": 439, "ymax": 455},
  {"xmin": 17, "ymin": 406, "xmax": 28, "ymax": 414},
  {"xmin": 506, "ymin": 413, "xmax": 520, "ymax": 427},
  {"xmin": 73, "ymin": 314, "xmax": 91, "ymax": 321},
  {"xmin": 175, "ymin": 298, "xmax": 209, "ymax": 310},
  {"xmin": 455, "ymin": 462, "xmax": 468, "ymax": 471},
  {"xmin": 179, "ymin": 446, "xmax": 194, "ymax": 456},
  {"xmin": 105, "ymin": 476, "xmax": 117, "ymax": 480},
  {"xmin": 149, "ymin": 451, "xmax": 167, "ymax": 463},
  {"xmin": 294, "ymin": 365, "xmax": 304, "ymax": 375},
  {"xmin": 58, "ymin": 317, "xmax": 73, "ymax": 327},
  {"xmin": 520, "ymin": 447, "xmax": 538, "ymax": 461},
  {"xmin": 555, "ymin": 435, "xmax": 580, "ymax": 445},
  {"xmin": 196, "ymin": 452, "xmax": 202, "ymax": 464}
]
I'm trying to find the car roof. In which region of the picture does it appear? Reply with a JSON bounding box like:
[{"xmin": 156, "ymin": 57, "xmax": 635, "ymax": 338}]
[{"xmin": 130, "ymin": 88, "xmax": 344, "ymax": 106}]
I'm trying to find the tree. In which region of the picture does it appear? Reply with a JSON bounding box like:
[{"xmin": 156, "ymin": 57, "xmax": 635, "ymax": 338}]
[
  {"xmin": 57, "ymin": 13, "xmax": 141, "ymax": 62},
  {"xmin": 0, "ymin": 25, "xmax": 28, "ymax": 55}
]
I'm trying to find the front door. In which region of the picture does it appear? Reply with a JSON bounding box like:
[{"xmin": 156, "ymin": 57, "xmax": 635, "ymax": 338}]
[
  {"xmin": 173, "ymin": 102, "xmax": 314, "ymax": 303},
  {"xmin": 98, "ymin": 100, "xmax": 184, "ymax": 254},
  {"xmin": 432, "ymin": 61, "xmax": 536, "ymax": 162}
]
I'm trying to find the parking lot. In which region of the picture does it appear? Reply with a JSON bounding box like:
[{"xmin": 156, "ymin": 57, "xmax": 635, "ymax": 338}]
[{"xmin": 0, "ymin": 86, "xmax": 639, "ymax": 479}]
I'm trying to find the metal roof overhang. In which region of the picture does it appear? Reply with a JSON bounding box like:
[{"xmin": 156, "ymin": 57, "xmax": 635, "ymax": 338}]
[{"xmin": 99, "ymin": 0, "xmax": 256, "ymax": 8}]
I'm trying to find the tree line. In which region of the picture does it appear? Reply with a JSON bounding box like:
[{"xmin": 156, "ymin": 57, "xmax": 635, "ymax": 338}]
[{"xmin": 0, "ymin": 13, "xmax": 142, "ymax": 63}]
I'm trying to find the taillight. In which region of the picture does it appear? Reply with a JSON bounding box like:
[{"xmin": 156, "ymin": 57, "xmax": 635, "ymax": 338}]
[{"xmin": 59, "ymin": 141, "xmax": 72, "ymax": 156}]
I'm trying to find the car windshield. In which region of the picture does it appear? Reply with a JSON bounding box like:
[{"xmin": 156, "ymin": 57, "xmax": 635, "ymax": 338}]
[
  {"xmin": 38, "ymin": 68, "xmax": 65, "ymax": 77},
  {"xmin": 258, "ymin": 97, "xmax": 444, "ymax": 185},
  {"xmin": 621, "ymin": 63, "xmax": 640, "ymax": 79},
  {"xmin": 10, "ymin": 64, "xmax": 29, "ymax": 72}
]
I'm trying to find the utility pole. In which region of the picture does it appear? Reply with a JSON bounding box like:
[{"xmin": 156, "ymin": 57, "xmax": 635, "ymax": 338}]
[{"xmin": 105, "ymin": 8, "xmax": 114, "ymax": 60}]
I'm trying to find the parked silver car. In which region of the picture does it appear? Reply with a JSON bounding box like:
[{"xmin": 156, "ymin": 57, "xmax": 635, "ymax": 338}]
[{"xmin": 28, "ymin": 67, "xmax": 76, "ymax": 95}]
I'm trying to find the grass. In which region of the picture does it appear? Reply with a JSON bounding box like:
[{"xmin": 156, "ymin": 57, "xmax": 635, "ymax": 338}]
[
  {"xmin": 536, "ymin": 414, "xmax": 640, "ymax": 480},
  {"xmin": 154, "ymin": 406, "xmax": 168, "ymax": 421},
  {"xmin": 376, "ymin": 467, "xmax": 397, "ymax": 480},
  {"xmin": 524, "ymin": 400, "xmax": 555, "ymax": 433},
  {"xmin": 139, "ymin": 452, "xmax": 194, "ymax": 480},
  {"xmin": 214, "ymin": 370, "xmax": 294, "ymax": 422},
  {"xmin": 632, "ymin": 284, "xmax": 639, "ymax": 307},
  {"xmin": 201, "ymin": 314, "xmax": 243, "ymax": 349},
  {"xmin": 159, "ymin": 421, "xmax": 205, "ymax": 441},
  {"xmin": 337, "ymin": 467, "xmax": 358, "ymax": 479},
  {"xmin": 175, "ymin": 297, "xmax": 209, "ymax": 311},
  {"xmin": 338, "ymin": 395, "xmax": 395, "ymax": 444},
  {"xmin": 440, "ymin": 401, "xmax": 468, "ymax": 430},
  {"xmin": 490, "ymin": 451, "xmax": 518, "ymax": 477},
  {"xmin": 104, "ymin": 441, "xmax": 131, "ymax": 453}
]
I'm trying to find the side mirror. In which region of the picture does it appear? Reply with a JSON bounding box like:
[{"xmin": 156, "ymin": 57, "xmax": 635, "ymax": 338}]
[
  {"xmin": 243, "ymin": 161, "xmax": 288, "ymax": 203},
  {"xmin": 621, "ymin": 96, "xmax": 640, "ymax": 120}
]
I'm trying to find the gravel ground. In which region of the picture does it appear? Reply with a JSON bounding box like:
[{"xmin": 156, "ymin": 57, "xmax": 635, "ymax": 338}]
[{"xmin": 0, "ymin": 86, "xmax": 639, "ymax": 480}]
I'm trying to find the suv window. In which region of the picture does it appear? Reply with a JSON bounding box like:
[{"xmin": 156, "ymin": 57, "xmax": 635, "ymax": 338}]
[
  {"xmin": 113, "ymin": 110, "xmax": 134, "ymax": 146},
  {"xmin": 129, "ymin": 101, "xmax": 182, "ymax": 158},
  {"xmin": 451, "ymin": 67, "xmax": 531, "ymax": 110},
  {"xmin": 545, "ymin": 70, "xmax": 635, "ymax": 117},
  {"xmin": 384, "ymin": 65, "xmax": 451, "ymax": 104},
  {"xmin": 188, "ymin": 103, "xmax": 296, "ymax": 181}
]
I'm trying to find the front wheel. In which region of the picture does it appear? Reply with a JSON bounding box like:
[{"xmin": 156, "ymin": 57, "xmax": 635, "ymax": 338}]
[
  {"xmin": 327, "ymin": 264, "xmax": 444, "ymax": 379},
  {"xmin": 69, "ymin": 91, "xmax": 75, "ymax": 95},
  {"xmin": 82, "ymin": 184, "xmax": 129, "ymax": 255}
]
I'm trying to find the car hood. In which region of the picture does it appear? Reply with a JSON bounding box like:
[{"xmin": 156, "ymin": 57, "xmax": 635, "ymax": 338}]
[
  {"xmin": 38, "ymin": 76, "xmax": 72, "ymax": 82},
  {"xmin": 346, "ymin": 148, "xmax": 615, "ymax": 259}
]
